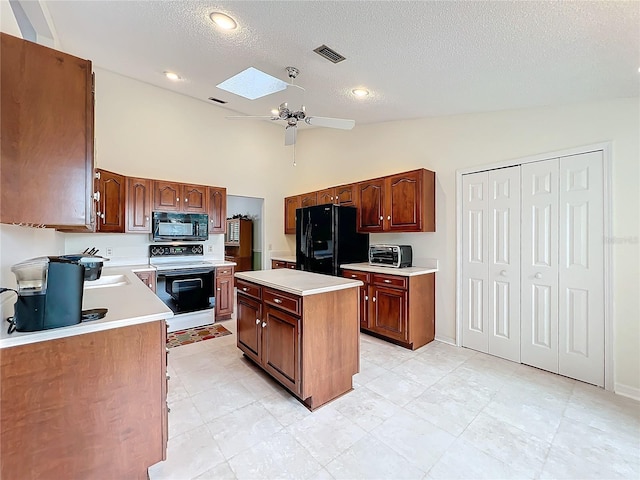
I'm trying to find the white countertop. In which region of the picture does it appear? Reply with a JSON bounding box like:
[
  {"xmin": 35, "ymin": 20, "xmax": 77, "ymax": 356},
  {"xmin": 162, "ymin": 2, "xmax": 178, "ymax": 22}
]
[
  {"xmin": 0, "ymin": 266, "xmax": 173, "ymax": 349},
  {"xmin": 235, "ymin": 269, "xmax": 362, "ymax": 296},
  {"xmin": 270, "ymin": 255, "xmax": 296, "ymax": 263},
  {"xmin": 340, "ymin": 261, "xmax": 439, "ymax": 276}
]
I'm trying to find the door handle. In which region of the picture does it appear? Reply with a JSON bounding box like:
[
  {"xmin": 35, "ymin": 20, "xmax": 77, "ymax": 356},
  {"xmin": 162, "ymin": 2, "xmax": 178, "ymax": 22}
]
[
  {"xmin": 500, "ymin": 270, "xmax": 507, "ymax": 277},
  {"xmin": 535, "ymin": 273, "xmax": 542, "ymax": 279}
]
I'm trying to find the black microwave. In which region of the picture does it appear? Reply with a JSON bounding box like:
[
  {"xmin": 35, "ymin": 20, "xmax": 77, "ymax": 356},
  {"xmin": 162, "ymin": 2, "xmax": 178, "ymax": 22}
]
[{"xmin": 151, "ymin": 212, "xmax": 208, "ymax": 242}]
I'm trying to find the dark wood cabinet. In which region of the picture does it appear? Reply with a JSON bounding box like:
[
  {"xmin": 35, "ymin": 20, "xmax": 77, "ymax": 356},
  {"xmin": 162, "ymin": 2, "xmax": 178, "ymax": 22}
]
[
  {"xmin": 215, "ymin": 266, "xmax": 235, "ymax": 320},
  {"xmin": 153, "ymin": 181, "xmax": 208, "ymax": 213},
  {"xmin": 336, "ymin": 183, "xmax": 357, "ymax": 206},
  {"xmin": 236, "ymin": 276, "xmax": 359, "ymax": 410},
  {"xmin": 272, "ymin": 260, "xmax": 297, "ymax": 270},
  {"xmin": 208, "ymin": 187, "xmax": 227, "ymax": 234},
  {"xmin": 225, "ymin": 219, "xmax": 252, "ymax": 272},
  {"xmin": 95, "ymin": 169, "xmax": 125, "ymax": 233},
  {"xmin": 134, "ymin": 269, "xmax": 156, "ymax": 293},
  {"xmin": 342, "ymin": 269, "xmax": 435, "ymax": 350},
  {"xmin": 284, "ymin": 195, "xmax": 301, "ymax": 234},
  {"xmin": 0, "ymin": 33, "xmax": 95, "ymax": 229},
  {"xmin": 300, "ymin": 192, "xmax": 317, "ymax": 208},
  {"xmin": 317, "ymin": 188, "xmax": 336, "ymax": 205},
  {"xmin": 357, "ymin": 169, "xmax": 435, "ymax": 233},
  {"xmin": 126, "ymin": 177, "xmax": 152, "ymax": 233}
]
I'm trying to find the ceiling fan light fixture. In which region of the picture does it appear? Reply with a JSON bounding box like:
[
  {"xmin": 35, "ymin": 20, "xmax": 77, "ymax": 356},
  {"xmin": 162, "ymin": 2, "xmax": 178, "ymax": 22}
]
[
  {"xmin": 164, "ymin": 71, "xmax": 182, "ymax": 81},
  {"xmin": 209, "ymin": 12, "xmax": 237, "ymax": 30},
  {"xmin": 351, "ymin": 88, "xmax": 369, "ymax": 98}
]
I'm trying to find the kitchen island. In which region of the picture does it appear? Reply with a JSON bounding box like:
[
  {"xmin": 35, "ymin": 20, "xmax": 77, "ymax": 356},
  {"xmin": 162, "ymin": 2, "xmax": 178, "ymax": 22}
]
[
  {"xmin": 235, "ymin": 269, "xmax": 362, "ymax": 410},
  {"xmin": 0, "ymin": 267, "xmax": 173, "ymax": 480}
]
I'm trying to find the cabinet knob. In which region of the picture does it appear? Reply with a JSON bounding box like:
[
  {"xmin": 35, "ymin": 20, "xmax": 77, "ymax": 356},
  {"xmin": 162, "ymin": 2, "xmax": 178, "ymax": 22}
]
[
  {"xmin": 217, "ymin": 287, "xmax": 221, "ymax": 291},
  {"xmin": 387, "ymin": 215, "xmax": 391, "ymax": 220},
  {"xmin": 243, "ymin": 287, "xmax": 249, "ymax": 292},
  {"xmin": 373, "ymin": 297, "xmax": 376, "ymax": 302},
  {"xmin": 256, "ymin": 319, "xmax": 260, "ymax": 324},
  {"xmin": 351, "ymin": 274, "xmax": 357, "ymax": 278},
  {"xmin": 100, "ymin": 213, "xmax": 105, "ymax": 219},
  {"xmin": 92, "ymin": 191, "xmax": 100, "ymax": 202},
  {"xmin": 365, "ymin": 295, "xmax": 369, "ymax": 301},
  {"xmin": 380, "ymin": 216, "xmax": 383, "ymax": 221},
  {"xmin": 535, "ymin": 272, "xmax": 542, "ymax": 279},
  {"xmin": 185, "ymin": 198, "xmax": 188, "ymax": 202},
  {"xmin": 262, "ymin": 322, "xmax": 267, "ymax": 328},
  {"xmin": 274, "ymin": 298, "xmax": 282, "ymax": 304},
  {"xmin": 177, "ymin": 198, "xmax": 180, "ymax": 202},
  {"xmin": 384, "ymin": 279, "xmax": 391, "ymax": 283}
]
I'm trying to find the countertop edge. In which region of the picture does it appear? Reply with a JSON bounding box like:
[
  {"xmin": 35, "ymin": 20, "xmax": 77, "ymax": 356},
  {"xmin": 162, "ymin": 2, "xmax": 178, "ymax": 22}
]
[
  {"xmin": 340, "ymin": 262, "xmax": 439, "ymax": 276},
  {"xmin": 235, "ymin": 270, "xmax": 362, "ymax": 296}
]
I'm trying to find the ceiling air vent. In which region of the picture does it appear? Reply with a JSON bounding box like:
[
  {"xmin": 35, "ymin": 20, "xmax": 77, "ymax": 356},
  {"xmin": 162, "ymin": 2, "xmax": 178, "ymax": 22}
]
[
  {"xmin": 313, "ymin": 45, "xmax": 346, "ymax": 64},
  {"xmin": 208, "ymin": 97, "xmax": 228, "ymax": 104}
]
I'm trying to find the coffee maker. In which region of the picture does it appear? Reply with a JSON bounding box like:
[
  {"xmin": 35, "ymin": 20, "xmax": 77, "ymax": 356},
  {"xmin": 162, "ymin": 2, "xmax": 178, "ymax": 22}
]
[{"xmin": 10, "ymin": 256, "xmax": 85, "ymax": 332}]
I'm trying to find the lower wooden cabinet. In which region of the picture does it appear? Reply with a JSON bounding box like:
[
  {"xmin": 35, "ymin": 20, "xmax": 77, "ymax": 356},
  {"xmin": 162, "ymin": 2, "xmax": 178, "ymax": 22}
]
[
  {"xmin": 215, "ymin": 266, "xmax": 235, "ymax": 320},
  {"xmin": 236, "ymin": 278, "xmax": 359, "ymax": 410},
  {"xmin": 0, "ymin": 321, "xmax": 168, "ymax": 479},
  {"xmin": 134, "ymin": 269, "xmax": 157, "ymax": 293},
  {"xmin": 271, "ymin": 260, "xmax": 297, "ymax": 270},
  {"xmin": 342, "ymin": 269, "xmax": 435, "ymax": 350}
]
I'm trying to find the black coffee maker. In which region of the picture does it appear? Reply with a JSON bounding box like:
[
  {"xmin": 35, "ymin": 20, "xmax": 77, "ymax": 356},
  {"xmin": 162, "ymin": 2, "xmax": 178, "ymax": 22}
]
[{"xmin": 10, "ymin": 256, "xmax": 85, "ymax": 332}]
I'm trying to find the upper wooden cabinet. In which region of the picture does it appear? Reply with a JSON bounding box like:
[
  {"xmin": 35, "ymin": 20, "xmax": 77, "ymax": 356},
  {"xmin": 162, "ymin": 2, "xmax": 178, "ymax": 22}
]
[
  {"xmin": 153, "ymin": 181, "xmax": 207, "ymax": 213},
  {"xmin": 284, "ymin": 195, "xmax": 301, "ymax": 235},
  {"xmin": 300, "ymin": 192, "xmax": 317, "ymax": 208},
  {"xmin": 357, "ymin": 169, "xmax": 435, "ymax": 233},
  {"xmin": 126, "ymin": 177, "xmax": 152, "ymax": 233},
  {"xmin": 317, "ymin": 188, "xmax": 336, "ymax": 205},
  {"xmin": 95, "ymin": 169, "xmax": 125, "ymax": 233},
  {"xmin": 0, "ymin": 33, "xmax": 95, "ymax": 229},
  {"xmin": 335, "ymin": 183, "xmax": 357, "ymax": 206},
  {"xmin": 208, "ymin": 187, "xmax": 227, "ymax": 234}
]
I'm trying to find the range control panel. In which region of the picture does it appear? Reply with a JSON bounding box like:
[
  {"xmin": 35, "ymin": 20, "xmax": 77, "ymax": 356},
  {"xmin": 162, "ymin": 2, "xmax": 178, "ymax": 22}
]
[{"xmin": 149, "ymin": 244, "xmax": 204, "ymax": 257}]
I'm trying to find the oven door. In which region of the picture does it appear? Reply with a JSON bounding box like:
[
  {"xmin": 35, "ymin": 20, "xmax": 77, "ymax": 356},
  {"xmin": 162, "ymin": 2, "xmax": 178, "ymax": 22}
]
[{"xmin": 156, "ymin": 267, "xmax": 214, "ymax": 315}]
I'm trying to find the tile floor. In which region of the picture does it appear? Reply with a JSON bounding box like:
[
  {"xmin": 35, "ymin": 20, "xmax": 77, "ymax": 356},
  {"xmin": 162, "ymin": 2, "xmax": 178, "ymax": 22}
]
[{"xmin": 149, "ymin": 319, "xmax": 640, "ymax": 480}]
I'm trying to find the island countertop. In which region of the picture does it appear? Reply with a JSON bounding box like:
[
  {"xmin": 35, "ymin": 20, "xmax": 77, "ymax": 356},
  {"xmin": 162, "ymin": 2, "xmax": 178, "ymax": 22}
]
[
  {"xmin": 0, "ymin": 266, "xmax": 173, "ymax": 349},
  {"xmin": 235, "ymin": 269, "xmax": 362, "ymax": 296},
  {"xmin": 340, "ymin": 260, "xmax": 439, "ymax": 276}
]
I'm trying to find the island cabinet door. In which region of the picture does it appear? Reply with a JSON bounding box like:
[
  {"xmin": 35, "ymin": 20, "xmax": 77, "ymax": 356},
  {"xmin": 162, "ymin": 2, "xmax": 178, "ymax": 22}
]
[
  {"xmin": 237, "ymin": 294, "xmax": 262, "ymax": 364},
  {"xmin": 262, "ymin": 305, "xmax": 301, "ymax": 396},
  {"xmin": 370, "ymin": 285, "xmax": 409, "ymax": 343}
]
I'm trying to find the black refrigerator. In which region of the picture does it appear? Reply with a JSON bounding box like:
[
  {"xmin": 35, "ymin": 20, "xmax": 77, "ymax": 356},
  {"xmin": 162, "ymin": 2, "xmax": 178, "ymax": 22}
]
[{"xmin": 296, "ymin": 204, "xmax": 369, "ymax": 276}]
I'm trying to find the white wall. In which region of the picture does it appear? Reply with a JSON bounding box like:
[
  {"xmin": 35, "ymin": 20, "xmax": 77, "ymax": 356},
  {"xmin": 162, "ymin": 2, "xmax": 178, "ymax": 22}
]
[{"xmin": 294, "ymin": 97, "xmax": 640, "ymax": 393}]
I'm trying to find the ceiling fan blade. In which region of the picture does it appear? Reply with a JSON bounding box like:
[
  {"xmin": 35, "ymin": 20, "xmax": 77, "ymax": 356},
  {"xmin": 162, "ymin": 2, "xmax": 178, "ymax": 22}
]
[
  {"xmin": 285, "ymin": 125, "xmax": 297, "ymax": 146},
  {"xmin": 226, "ymin": 115, "xmax": 278, "ymax": 120},
  {"xmin": 304, "ymin": 116, "xmax": 355, "ymax": 130}
]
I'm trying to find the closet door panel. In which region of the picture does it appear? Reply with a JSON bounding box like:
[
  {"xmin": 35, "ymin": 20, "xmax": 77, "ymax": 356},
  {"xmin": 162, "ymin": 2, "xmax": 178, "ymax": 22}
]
[
  {"xmin": 487, "ymin": 167, "xmax": 521, "ymax": 362},
  {"xmin": 521, "ymin": 160, "xmax": 559, "ymax": 373},
  {"xmin": 558, "ymin": 151, "xmax": 604, "ymax": 386},
  {"xmin": 461, "ymin": 172, "xmax": 489, "ymax": 353}
]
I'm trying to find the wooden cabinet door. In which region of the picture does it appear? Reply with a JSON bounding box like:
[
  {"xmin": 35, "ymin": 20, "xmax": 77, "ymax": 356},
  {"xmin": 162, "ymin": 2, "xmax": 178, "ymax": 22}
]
[
  {"xmin": 371, "ymin": 285, "xmax": 408, "ymax": 342},
  {"xmin": 153, "ymin": 181, "xmax": 181, "ymax": 211},
  {"xmin": 1, "ymin": 33, "xmax": 94, "ymax": 229},
  {"xmin": 208, "ymin": 187, "xmax": 226, "ymax": 233},
  {"xmin": 126, "ymin": 177, "xmax": 152, "ymax": 233},
  {"xmin": 357, "ymin": 179, "xmax": 385, "ymax": 232},
  {"xmin": 386, "ymin": 170, "xmax": 423, "ymax": 232},
  {"xmin": 342, "ymin": 269, "xmax": 370, "ymax": 329},
  {"xmin": 237, "ymin": 294, "xmax": 262, "ymax": 364},
  {"xmin": 215, "ymin": 269, "xmax": 235, "ymax": 320},
  {"xmin": 182, "ymin": 184, "xmax": 208, "ymax": 213},
  {"xmin": 336, "ymin": 184, "xmax": 357, "ymax": 206},
  {"xmin": 262, "ymin": 305, "xmax": 301, "ymax": 395},
  {"xmin": 134, "ymin": 270, "xmax": 156, "ymax": 293},
  {"xmin": 272, "ymin": 260, "xmax": 288, "ymax": 269},
  {"xmin": 95, "ymin": 170, "xmax": 125, "ymax": 233},
  {"xmin": 284, "ymin": 195, "xmax": 301, "ymax": 234},
  {"xmin": 317, "ymin": 188, "xmax": 336, "ymax": 205},
  {"xmin": 300, "ymin": 192, "xmax": 317, "ymax": 208}
]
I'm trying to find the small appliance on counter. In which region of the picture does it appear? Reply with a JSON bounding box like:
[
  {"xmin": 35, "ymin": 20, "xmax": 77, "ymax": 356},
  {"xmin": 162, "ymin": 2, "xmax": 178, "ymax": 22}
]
[
  {"xmin": 6, "ymin": 256, "xmax": 85, "ymax": 333},
  {"xmin": 368, "ymin": 245, "xmax": 413, "ymax": 268},
  {"xmin": 59, "ymin": 254, "xmax": 108, "ymax": 280}
]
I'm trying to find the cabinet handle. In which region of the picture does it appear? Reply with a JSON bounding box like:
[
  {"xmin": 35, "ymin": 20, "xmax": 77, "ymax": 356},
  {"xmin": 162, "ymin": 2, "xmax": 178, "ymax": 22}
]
[
  {"xmin": 380, "ymin": 216, "xmax": 383, "ymax": 221},
  {"xmin": 387, "ymin": 215, "xmax": 391, "ymax": 220},
  {"xmin": 373, "ymin": 297, "xmax": 376, "ymax": 302},
  {"xmin": 262, "ymin": 322, "xmax": 267, "ymax": 328},
  {"xmin": 535, "ymin": 272, "xmax": 542, "ymax": 279},
  {"xmin": 384, "ymin": 279, "xmax": 391, "ymax": 283},
  {"xmin": 274, "ymin": 298, "xmax": 282, "ymax": 304},
  {"xmin": 92, "ymin": 191, "xmax": 100, "ymax": 202},
  {"xmin": 100, "ymin": 213, "xmax": 105, "ymax": 219},
  {"xmin": 94, "ymin": 171, "xmax": 101, "ymax": 180},
  {"xmin": 351, "ymin": 274, "xmax": 357, "ymax": 278},
  {"xmin": 217, "ymin": 287, "xmax": 221, "ymax": 291},
  {"xmin": 243, "ymin": 287, "xmax": 249, "ymax": 292},
  {"xmin": 185, "ymin": 198, "xmax": 188, "ymax": 202},
  {"xmin": 365, "ymin": 295, "xmax": 369, "ymax": 300},
  {"xmin": 145, "ymin": 216, "xmax": 149, "ymax": 224},
  {"xmin": 177, "ymin": 198, "xmax": 180, "ymax": 202},
  {"xmin": 256, "ymin": 319, "xmax": 260, "ymax": 324}
]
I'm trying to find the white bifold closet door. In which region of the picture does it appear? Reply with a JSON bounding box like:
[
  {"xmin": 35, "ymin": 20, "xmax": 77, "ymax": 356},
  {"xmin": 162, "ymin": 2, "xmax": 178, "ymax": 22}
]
[
  {"xmin": 521, "ymin": 152, "xmax": 604, "ymax": 386},
  {"xmin": 462, "ymin": 166, "xmax": 521, "ymax": 362}
]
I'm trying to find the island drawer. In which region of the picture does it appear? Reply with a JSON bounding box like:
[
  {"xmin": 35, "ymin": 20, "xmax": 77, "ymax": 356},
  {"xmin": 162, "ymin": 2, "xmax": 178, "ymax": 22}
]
[
  {"xmin": 264, "ymin": 288, "xmax": 301, "ymax": 316},
  {"xmin": 372, "ymin": 273, "xmax": 407, "ymax": 290},
  {"xmin": 236, "ymin": 279, "xmax": 261, "ymax": 299},
  {"xmin": 342, "ymin": 269, "xmax": 370, "ymax": 283}
]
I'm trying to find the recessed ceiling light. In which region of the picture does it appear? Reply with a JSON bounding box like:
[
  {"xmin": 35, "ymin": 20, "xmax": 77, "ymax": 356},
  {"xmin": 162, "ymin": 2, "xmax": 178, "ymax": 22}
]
[
  {"xmin": 164, "ymin": 71, "xmax": 182, "ymax": 81},
  {"xmin": 352, "ymin": 88, "xmax": 369, "ymax": 98},
  {"xmin": 210, "ymin": 12, "xmax": 237, "ymax": 30}
]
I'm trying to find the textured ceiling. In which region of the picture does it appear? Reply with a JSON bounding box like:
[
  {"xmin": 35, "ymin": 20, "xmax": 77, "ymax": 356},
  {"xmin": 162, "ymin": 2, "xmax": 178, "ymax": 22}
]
[{"xmin": 30, "ymin": 1, "xmax": 640, "ymax": 126}]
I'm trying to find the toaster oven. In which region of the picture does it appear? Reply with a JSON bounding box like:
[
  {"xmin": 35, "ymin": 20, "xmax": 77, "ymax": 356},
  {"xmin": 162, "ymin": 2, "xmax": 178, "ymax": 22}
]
[{"xmin": 368, "ymin": 245, "xmax": 413, "ymax": 268}]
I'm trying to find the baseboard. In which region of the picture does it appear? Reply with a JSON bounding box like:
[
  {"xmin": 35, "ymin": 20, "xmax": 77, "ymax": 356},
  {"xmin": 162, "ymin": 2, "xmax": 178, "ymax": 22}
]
[
  {"xmin": 434, "ymin": 334, "xmax": 456, "ymax": 346},
  {"xmin": 615, "ymin": 382, "xmax": 640, "ymax": 401}
]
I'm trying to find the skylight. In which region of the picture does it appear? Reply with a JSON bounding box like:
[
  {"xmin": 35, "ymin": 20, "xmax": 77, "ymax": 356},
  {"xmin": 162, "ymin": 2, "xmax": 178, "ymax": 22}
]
[{"xmin": 216, "ymin": 67, "xmax": 288, "ymax": 100}]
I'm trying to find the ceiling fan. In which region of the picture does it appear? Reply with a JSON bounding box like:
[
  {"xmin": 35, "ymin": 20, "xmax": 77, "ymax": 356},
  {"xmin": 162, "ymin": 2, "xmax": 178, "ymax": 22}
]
[{"xmin": 226, "ymin": 67, "xmax": 355, "ymax": 146}]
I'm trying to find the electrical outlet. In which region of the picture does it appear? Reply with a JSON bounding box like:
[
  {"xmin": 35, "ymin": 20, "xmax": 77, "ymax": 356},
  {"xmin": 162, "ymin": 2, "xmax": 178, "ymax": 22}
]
[
  {"xmin": 106, "ymin": 247, "xmax": 113, "ymax": 256},
  {"xmin": 207, "ymin": 245, "xmax": 213, "ymax": 253}
]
